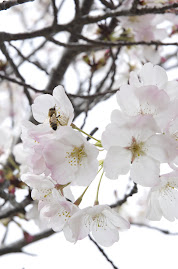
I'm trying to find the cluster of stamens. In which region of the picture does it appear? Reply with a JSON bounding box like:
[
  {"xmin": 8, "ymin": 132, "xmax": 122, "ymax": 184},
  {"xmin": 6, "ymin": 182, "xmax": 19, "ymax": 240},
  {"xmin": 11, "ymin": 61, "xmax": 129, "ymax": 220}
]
[
  {"xmin": 58, "ymin": 208, "xmax": 71, "ymax": 222},
  {"xmin": 65, "ymin": 145, "xmax": 87, "ymax": 166},
  {"xmin": 126, "ymin": 137, "xmax": 145, "ymax": 163}
]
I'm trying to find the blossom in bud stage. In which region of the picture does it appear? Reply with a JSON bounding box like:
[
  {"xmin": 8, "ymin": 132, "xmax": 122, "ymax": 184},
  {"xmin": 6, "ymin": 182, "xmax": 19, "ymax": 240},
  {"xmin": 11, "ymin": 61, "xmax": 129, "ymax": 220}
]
[
  {"xmin": 23, "ymin": 231, "xmax": 34, "ymax": 243},
  {"xmin": 102, "ymin": 115, "xmax": 177, "ymax": 187},
  {"xmin": 63, "ymin": 204, "xmax": 130, "ymax": 247},
  {"xmin": 43, "ymin": 126, "xmax": 99, "ymax": 186},
  {"xmin": 147, "ymin": 171, "xmax": 178, "ymax": 221},
  {"xmin": 32, "ymin": 85, "xmax": 74, "ymax": 129}
]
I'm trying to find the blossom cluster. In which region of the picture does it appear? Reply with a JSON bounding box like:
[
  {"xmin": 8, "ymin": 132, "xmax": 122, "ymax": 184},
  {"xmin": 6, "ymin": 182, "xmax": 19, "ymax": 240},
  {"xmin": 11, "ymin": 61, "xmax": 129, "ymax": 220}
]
[
  {"xmin": 14, "ymin": 85, "xmax": 129, "ymax": 247},
  {"xmin": 102, "ymin": 62, "xmax": 178, "ymax": 221},
  {"xmin": 14, "ymin": 63, "xmax": 178, "ymax": 247}
]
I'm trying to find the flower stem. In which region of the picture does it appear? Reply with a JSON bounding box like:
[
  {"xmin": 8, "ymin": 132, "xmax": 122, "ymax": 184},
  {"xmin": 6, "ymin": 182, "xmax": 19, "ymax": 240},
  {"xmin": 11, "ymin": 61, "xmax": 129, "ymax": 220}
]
[
  {"xmin": 74, "ymin": 186, "xmax": 89, "ymax": 206},
  {"xmin": 8, "ymin": 156, "xmax": 19, "ymax": 170},
  {"xmin": 74, "ymin": 163, "xmax": 104, "ymax": 206},
  {"xmin": 71, "ymin": 123, "xmax": 101, "ymax": 143},
  {"xmin": 94, "ymin": 170, "xmax": 104, "ymax": 206}
]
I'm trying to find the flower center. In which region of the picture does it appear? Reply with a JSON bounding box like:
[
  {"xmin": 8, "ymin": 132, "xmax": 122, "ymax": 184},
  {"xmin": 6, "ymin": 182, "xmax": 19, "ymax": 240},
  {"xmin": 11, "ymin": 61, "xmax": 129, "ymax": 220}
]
[
  {"xmin": 92, "ymin": 214, "xmax": 107, "ymax": 230},
  {"xmin": 126, "ymin": 137, "xmax": 145, "ymax": 163},
  {"xmin": 66, "ymin": 145, "xmax": 87, "ymax": 166},
  {"xmin": 58, "ymin": 207, "xmax": 71, "ymax": 222},
  {"xmin": 56, "ymin": 108, "xmax": 69, "ymax": 126}
]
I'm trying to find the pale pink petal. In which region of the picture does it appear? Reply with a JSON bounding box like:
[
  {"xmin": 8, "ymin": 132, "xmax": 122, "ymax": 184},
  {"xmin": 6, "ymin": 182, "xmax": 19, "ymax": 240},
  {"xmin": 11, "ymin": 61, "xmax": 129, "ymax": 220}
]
[
  {"xmin": 102, "ymin": 124, "xmax": 131, "ymax": 149},
  {"xmin": 135, "ymin": 85, "xmax": 170, "ymax": 115},
  {"xmin": 103, "ymin": 209, "xmax": 130, "ymax": 229},
  {"xmin": 116, "ymin": 85, "xmax": 140, "ymax": 116},
  {"xmin": 146, "ymin": 191, "xmax": 162, "ymax": 221},
  {"xmin": 92, "ymin": 227, "xmax": 119, "ymax": 247},
  {"xmin": 104, "ymin": 147, "xmax": 131, "ymax": 179},
  {"xmin": 32, "ymin": 94, "xmax": 55, "ymax": 123},
  {"xmin": 131, "ymin": 156, "xmax": 160, "ymax": 187},
  {"xmin": 146, "ymin": 135, "xmax": 177, "ymax": 163},
  {"xmin": 139, "ymin": 63, "xmax": 168, "ymax": 88},
  {"xmin": 162, "ymin": 81, "xmax": 178, "ymax": 100},
  {"xmin": 159, "ymin": 189, "xmax": 178, "ymax": 221},
  {"xmin": 53, "ymin": 85, "xmax": 74, "ymax": 125},
  {"xmin": 110, "ymin": 110, "xmax": 130, "ymax": 126}
]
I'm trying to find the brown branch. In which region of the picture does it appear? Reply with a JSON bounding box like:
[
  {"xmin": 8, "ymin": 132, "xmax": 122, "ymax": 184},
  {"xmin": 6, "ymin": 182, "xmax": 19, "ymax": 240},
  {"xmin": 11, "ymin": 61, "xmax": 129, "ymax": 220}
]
[
  {"xmin": 48, "ymin": 36, "xmax": 178, "ymax": 51},
  {"xmin": 81, "ymin": 3, "xmax": 178, "ymax": 24},
  {"xmin": 131, "ymin": 0, "xmax": 140, "ymax": 11},
  {"xmin": 99, "ymin": 0, "xmax": 115, "ymax": 9},
  {"xmin": 45, "ymin": 0, "xmax": 94, "ymax": 93},
  {"xmin": 88, "ymin": 235, "xmax": 119, "ymax": 269},
  {"xmin": 0, "ymin": 43, "xmax": 32, "ymax": 105},
  {"xmin": 110, "ymin": 182, "xmax": 138, "ymax": 208},
  {"xmin": 0, "ymin": 23, "xmax": 70, "ymax": 42},
  {"xmin": 51, "ymin": 0, "xmax": 58, "ymax": 25},
  {"xmin": 0, "ymin": 196, "xmax": 32, "ymax": 220},
  {"xmin": 0, "ymin": 0, "xmax": 34, "ymax": 11},
  {"xmin": 9, "ymin": 43, "xmax": 49, "ymax": 75},
  {"xmin": 68, "ymin": 89, "xmax": 118, "ymax": 99},
  {"xmin": 131, "ymin": 222, "xmax": 178, "ymax": 236},
  {"xmin": 73, "ymin": 0, "xmax": 81, "ymax": 17},
  {"xmin": 77, "ymin": 35, "xmax": 178, "ymax": 47},
  {"xmin": 0, "ymin": 229, "xmax": 55, "ymax": 256},
  {"xmin": 0, "ymin": 73, "xmax": 41, "ymax": 92}
]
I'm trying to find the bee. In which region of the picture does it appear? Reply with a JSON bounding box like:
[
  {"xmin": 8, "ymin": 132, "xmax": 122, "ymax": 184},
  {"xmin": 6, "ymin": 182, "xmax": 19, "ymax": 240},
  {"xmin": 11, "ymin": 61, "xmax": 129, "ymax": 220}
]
[{"xmin": 48, "ymin": 107, "xmax": 59, "ymax": 131}]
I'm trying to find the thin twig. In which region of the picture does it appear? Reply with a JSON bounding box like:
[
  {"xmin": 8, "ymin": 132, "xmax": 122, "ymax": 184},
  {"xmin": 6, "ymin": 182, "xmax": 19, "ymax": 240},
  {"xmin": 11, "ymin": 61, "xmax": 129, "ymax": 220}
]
[
  {"xmin": 110, "ymin": 182, "xmax": 138, "ymax": 208},
  {"xmin": 131, "ymin": 222, "xmax": 178, "ymax": 236},
  {"xmin": 0, "ymin": 73, "xmax": 42, "ymax": 92},
  {"xmin": 0, "ymin": 43, "xmax": 32, "ymax": 105},
  {"xmin": 88, "ymin": 235, "xmax": 119, "ymax": 269},
  {"xmin": 0, "ymin": 229, "xmax": 55, "ymax": 256},
  {"xmin": 81, "ymin": 3, "xmax": 178, "ymax": 24},
  {"xmin": 51, "ymin": 0, "xmax": 58, "ymax": 25}
]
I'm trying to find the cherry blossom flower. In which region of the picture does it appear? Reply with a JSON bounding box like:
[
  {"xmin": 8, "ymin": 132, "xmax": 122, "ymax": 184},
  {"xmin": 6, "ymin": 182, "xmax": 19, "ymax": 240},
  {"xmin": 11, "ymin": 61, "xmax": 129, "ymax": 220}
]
[
  {"xmin": 39, "ymin": 191, "xmax": 79, "ymax": 232},
  {"xmin": 117, "ymin": 84, "xmax": 170, "ymax": 130},
  {"xmin": 129, "ymin": 62, "xmax": 178, "ymax": 100},
  {"xmin": 63, "ymin": 204, "xmax": 130, "ymax": 247},
  {"xmin": 43, "ymin": 126, "xmax": 99, "ymax": 186},
  {"xmin": 102, "ymin": 115, "xmax": 177, "ymax": 187},
  {"xmin": 119, "ymin": 15, "xmax": 166, "ymax": 42},
  {"xmin": 147, "ymin": 171, "xmax": 178, "ymax": 221},
  {"xmin": 32, "ymin": 85, "xmax": 74, "ymax": 129},
  {"xmin": 26, "ymin": 202, "xmax": 49, "ymax": 231},
  {"xmin": 21, "ymin": 172, "xmax": 74, "ymax": 202},
  {"xmin": 21, "ymin": 120, "xmax": 54, "ymax": 175}
]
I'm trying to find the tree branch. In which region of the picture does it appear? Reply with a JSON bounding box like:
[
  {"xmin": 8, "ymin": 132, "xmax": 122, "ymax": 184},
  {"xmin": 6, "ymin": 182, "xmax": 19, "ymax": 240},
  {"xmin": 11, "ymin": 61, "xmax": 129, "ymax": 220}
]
[
  {"xmin": 88, "ymin": 235, "xmax": 119, "ymax": 269},
  {"xmin": 0, "ymin": 196, "xmax": 32, "ymax": 220},
  {"xmin": 0, "ymin": 0, "xmax": 34, "ymax": 11},
  {"xmin": 0, "ymin": 229, "xmax": 55, "ymax": 256},
  {"xmin": 110, "ymin": 182, "xmax": 138, "ymax": 208},
  {"xmin": 81, "ymin": 3, "xmax": 178, "ymax": 24},
  {"xmin": 131, "ymin": 222, "xmax": 178, "ymax": 236}
]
